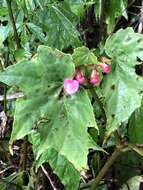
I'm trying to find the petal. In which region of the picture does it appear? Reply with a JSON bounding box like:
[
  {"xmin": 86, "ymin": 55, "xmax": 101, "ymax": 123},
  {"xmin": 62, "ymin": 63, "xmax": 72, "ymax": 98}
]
[
  {"xmin": 100, "ymin": 63, "xmax": 111, "ymax": 74},
  {"xmin": 64, "ymin": 79, "xmax": 79, "ymax": 95}
]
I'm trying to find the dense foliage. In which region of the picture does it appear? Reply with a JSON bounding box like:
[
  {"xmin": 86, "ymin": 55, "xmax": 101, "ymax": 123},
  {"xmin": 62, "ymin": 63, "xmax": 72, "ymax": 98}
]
[{"xmin": 0, "ymin": 0, "xmax": 143, "ymax": 190}]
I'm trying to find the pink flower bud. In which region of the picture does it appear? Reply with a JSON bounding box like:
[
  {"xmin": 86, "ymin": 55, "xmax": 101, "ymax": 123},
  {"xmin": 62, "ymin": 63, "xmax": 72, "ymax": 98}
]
[
  {"xmin": 99, "ymin": 63, "xmax": 111, "ymax": 74},
  {"xmin": 64, "ymin": 79, "xmax": 79, "ymax": 95},
  {"xmin": 75, "ymin": 70, "xmax": 85, "ymax": 84},
  {"xmin": 90, "ymin": 70, "xmax": 100, "ymax": 86}
]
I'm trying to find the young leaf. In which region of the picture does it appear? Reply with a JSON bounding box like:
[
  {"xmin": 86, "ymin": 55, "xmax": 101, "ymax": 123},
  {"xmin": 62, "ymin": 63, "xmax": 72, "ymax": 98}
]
[
  {"xmin": 72, "ymin": 46, "xmax": 98, "ymax": 66},
  {"xmin": 102, "ymin": 28, "xmax": 143, "ymax": 137}
]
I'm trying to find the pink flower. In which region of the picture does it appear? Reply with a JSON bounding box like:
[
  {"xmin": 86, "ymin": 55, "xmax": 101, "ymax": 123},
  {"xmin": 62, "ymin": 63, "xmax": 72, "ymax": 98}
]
[
  {"xmin": 90, "ymin": 70, "xmax": 100, "ymax": 86},
  {"xmin": 64, "ymin": 79, "xmax": 79, "ymax": 95},
  {"xmin": 99, "ymin": 63, "xmax": 111, "ymax": 74},
  {"xmin": 75, "ymin": 70, "xmax": 85, "ymax": 84}
]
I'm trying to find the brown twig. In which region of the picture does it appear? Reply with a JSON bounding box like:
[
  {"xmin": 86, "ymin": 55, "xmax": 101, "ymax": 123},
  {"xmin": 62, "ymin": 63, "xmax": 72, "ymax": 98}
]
[{"xmin": 0, "ymin": 92, "xmax": 24, "ymax": 101}]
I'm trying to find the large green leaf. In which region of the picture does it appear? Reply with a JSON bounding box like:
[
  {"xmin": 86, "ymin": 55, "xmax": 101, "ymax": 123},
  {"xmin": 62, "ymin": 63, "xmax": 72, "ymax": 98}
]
[
  {"xmin": 0, "ymin": 45, "xmax": 99, "ymax": 189},
  {"xmin": 102, "ymin": 28, "xmax": 143, "ymax": 136},
  {"xmin": 0, "ymin": 46, "xmax": 75, "ymax": 142}
]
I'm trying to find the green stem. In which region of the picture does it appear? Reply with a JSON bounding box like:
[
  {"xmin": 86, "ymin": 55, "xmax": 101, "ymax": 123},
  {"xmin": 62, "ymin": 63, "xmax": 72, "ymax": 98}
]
[
  {"xmin": 90, "ymin": 148, "xmax": 121, "ymax": 190},
  {"xmin": 6, "ymin": 0, "xmax": 21, "ymax": 49}
]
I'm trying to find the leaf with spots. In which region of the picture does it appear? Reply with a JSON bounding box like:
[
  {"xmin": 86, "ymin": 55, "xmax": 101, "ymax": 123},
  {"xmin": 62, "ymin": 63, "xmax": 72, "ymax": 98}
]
[
  {"xmin": 0, "ymin": 46, "xmax": 75, "ymax": 142},
  {"xmin": 102, "ymin": 28, "xmax": 143, "ymax": 137},
  {"xmin": 0, "ymin": 46, "xmax": 100, "ymax": 190},
  {"xmin": 34, "ymin": 89, "xmax": 99, "ymax": 171}
]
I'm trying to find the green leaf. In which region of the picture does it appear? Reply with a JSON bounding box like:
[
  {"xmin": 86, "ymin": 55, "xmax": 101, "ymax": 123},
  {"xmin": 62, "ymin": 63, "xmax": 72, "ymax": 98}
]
[
  {"xmin": 105, "ymin": 0, "xmax": 128, "ymax": 33},
  {"xmin": 35, "ymin": 89, "xmax": 99, "ymax": 171},
  {"xmin": 0, "ymin": 25, "xmax": 10, "ymax": 45},
  {"xmin": 94, "ymin": 0, "xmax": 128, "ymax": 33},
  {"xmin": 34, "ymin": 146, "xmax": 80, "ymax": 190},
  {"xmin": 0, "ymin": 45, "xmax": 99, "ymax": 188},
  {"xmin": 64, "ymin": 0, "xmax": 87, "ymax": 18},
  {"xmin": 102, "ymin": 28, "xmax": 143, "ymax": 137},
  {"xmin": 24, "ymin": 0, "xmax": 36, "ymax": 11},
  {"xmin": 26, "ymin": 22, "xmax": 46, "ymax": 43},
  {"xmin": 72, "ymin": 46, "xmax": 98, "ymax": 66},
  {"xmin": 128, "ymin": 101, "xmax": 143, "ymax": 144},
  {"xmin": 30, "ymin": 132, "xmax": 80, "ymax": 190},
  {"xmin": 0, "ymin": 7, "xmax": 8, "ymax": 16},
  {"xmin": 0, "ymin": 46, "xmax": 75, "ymax": 142},
  {"xmin": 35, "ymin": 4, "xmax": 81, "ymax": 49},
  {"xmin": 14, "ymin": 48, "xmax": 31, "ymax": 61}
]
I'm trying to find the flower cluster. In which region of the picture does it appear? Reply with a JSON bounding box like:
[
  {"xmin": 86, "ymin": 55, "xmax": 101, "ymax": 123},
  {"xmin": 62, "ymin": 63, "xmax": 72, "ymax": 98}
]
[{"xmin": 64, "ymin": 62, "xmax": 111, "ymax": 95}]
